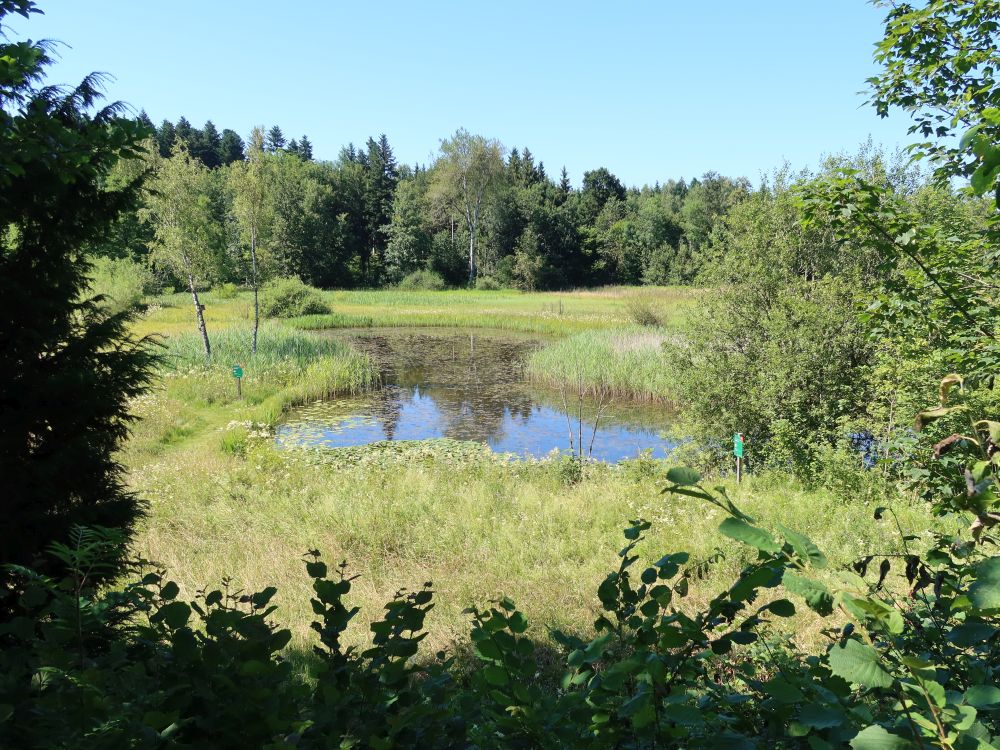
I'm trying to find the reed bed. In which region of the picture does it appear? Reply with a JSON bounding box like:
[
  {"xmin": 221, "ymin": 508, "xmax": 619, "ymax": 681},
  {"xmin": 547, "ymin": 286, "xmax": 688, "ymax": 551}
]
[{"xmin": 526, "ymin": 327, "xmax": 677, "ymax": 402}]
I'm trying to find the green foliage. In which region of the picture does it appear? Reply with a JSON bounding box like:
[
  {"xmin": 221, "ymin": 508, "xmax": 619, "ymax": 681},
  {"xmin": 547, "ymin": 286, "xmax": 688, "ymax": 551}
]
[
  {"xmin": 473, "ymin": 275, "xmax": 502, "ymax": 291},
  {"xmin": 212, "ymin": 281, "xmax": 240, "ymax": 299},
  {"xmin": 666, "ymin": 191, "xmax": 874, "ymax": 473},
  {"xmin": 0, "ymin": 0, "xmax": 156, "ymax": 592},
  {"xmin": 527, "ymin": 328, "xmax": 675, "ymax": 402},
  {"xmin": 5, "ymin": 375, "xmax": 997, "ymax": 747},
  {"xmin": 397, "ymin": 269, "xmax": 446, "ymax": 291},
  {"xmin": 624, "ymin": 298, "xmax": 662, "ymax": 327},
  {"xmin": 259, "ymin": 277, "xmax": 330, "ymax": 318},
  {"xmin": 87, "ymin": 255, "xmax": 155, "ymax": 314}
]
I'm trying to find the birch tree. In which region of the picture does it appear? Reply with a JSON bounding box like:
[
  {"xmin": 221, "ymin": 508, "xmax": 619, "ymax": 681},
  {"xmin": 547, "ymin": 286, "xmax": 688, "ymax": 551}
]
[
  {"xmin": 228, "ymin": 127, "xmax": 271, "ymax": 354},
  {"xmin": 144, "ymin": 143, "xmax": 219, "ymax": 358},
  {"xmin": 431, "ymin": 129, "xmax": 505, "ymax": 284}
]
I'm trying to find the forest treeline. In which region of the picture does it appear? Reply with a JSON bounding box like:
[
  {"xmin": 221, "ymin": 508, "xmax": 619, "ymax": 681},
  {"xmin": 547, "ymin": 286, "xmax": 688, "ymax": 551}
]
[{"xmin": 105, "ymin": 115, "xmax": 753, "ymax": 291}]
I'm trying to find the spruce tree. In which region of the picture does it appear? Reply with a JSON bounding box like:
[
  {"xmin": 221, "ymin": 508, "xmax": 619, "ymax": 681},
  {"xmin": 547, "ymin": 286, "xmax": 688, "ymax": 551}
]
[
  {"xmin": 219, "ymin": 128, "xmax": 245, "ymax": 164},
  {"xmin": 174, "ymin": 115, "xmax": 195, "ymax": 146},
  {"xmin": 298, "ymin": 134, "xmax": 313, "ymax": 160},
  {"xmin": 287, "ymin": 137, "xmax": 299, "ymax": 156},
  {"xmin": 157, "ymin": 119, "xmax": 176, "ymax": 157},
  {"xmin": 265, "ymin": 125, "xmax": 286, "ymax": 152},
  {"xmin": 136, "ymin": 109, "xmax": 155, "ymax": 135},
  {"xmin": 194, "ymin": 119, "xmax": 222, "ymax": 168},
  {"xmin": 0, "ymin": 0, "xmax": 156, "ymax": 591}
]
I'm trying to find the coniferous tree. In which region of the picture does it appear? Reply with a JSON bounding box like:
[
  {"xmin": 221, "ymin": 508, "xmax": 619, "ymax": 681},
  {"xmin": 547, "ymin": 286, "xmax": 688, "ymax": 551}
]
[
  {"xmin": 558, "ymin": 166, "xmax": 571, "ymax": 202},
  {"xmin": 361, "ymin": 134, "xmax": 399, "ymax": 281},
  {"xmin": 265, "ymin": 125, "xmax": 286, "ymax": 152},
  {"xmin": 194, "ymin": 119, "xmax": 222, "ymax": 168},
  {"xmin": 219, "ymin": 128, "xmax": 245, "ymax": 164},
  {"xmin": 287, "ymin": 138, "xmax": 299, "ymax": 156},
  {"xmin": 136, "ymin": 109, "xmax": 155, "ymax": 135},
  {"xmin": 298, "ymin": 134, "xmax": 313, "ymax": 160},
  {"xmin": 157, "ymin": 118, "xmax": 176, "ymax": 157},
  {"xmin": 174, "ymin": 115, "xmax": 195, "ymax": 146},
  {"xmin": 0, "ymin": 0, "xmax": 156, "ymax": 591}
]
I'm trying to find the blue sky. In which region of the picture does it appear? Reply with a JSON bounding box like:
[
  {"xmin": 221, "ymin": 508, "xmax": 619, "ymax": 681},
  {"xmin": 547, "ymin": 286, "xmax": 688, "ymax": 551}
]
[{"xmin": 10, "ymin": 1, "xmax": 914, "ymax": 187}]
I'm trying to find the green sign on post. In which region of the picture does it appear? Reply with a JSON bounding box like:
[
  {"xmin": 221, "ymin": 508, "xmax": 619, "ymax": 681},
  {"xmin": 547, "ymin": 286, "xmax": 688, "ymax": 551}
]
[
  {"xmin": 232, "ymin": 364, "xmax": 243, "ymax": 398},
  {"xmin": 734, "ymin": 433, "xmax": 744, "ymax": 483}
]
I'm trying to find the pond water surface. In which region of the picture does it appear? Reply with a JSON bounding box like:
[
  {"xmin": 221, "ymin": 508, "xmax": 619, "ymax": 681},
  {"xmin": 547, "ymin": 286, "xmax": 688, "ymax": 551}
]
[{"xmin": 275, "ymin": 328, "xmax": 674, "ymax": 462}]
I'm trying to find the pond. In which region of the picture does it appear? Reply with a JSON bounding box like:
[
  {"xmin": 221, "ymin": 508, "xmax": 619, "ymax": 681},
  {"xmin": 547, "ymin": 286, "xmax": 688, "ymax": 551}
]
[{"xmin": 275, "ymin": 328, "xmax": 675, "ymax": 462}]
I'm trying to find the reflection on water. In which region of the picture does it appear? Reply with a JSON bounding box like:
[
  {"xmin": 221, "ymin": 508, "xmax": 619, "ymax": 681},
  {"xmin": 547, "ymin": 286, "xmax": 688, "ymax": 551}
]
[{"xmin": 276, "ymin": 329, "xmax": 674, "ymax": 463}]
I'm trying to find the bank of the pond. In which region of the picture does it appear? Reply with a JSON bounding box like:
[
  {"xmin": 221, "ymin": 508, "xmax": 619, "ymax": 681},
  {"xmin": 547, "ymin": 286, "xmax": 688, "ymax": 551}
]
[
  {"xmin": 526, "ymin": 327, "xmax": 677, "ymax": 402},
  {"xmin": 161, "ymin": 324, "xmax": 378, "ymax": 426},
  {"xmin": 125, "ymin": 414, "xmax": 936, "ymax": 657},
  {"xmin": 125, "ymin": 285, "xmax": 935, "ymax": 657}
]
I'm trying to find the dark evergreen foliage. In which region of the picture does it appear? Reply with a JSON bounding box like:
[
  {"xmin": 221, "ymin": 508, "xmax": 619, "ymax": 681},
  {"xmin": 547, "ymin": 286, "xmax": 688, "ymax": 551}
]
[{"xmin": 0, "ymin": 0, "xmax": 157, "ymax": 593}]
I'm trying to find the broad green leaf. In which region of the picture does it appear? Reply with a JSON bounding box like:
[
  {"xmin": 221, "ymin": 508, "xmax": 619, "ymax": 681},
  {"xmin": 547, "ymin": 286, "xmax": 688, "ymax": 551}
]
[
  {"xmin": 763, "ymin": 677, "xmax": 805, "ymax": 703},
  {"xmin": 965, "ymin": 685, "xmax": 1000, "ymax": 709},
  {"xmin": 849, "ymin": 725, "xmax": 915, "ymax": 749},
  {"xmin": 798, "ymin": 704, "xmax": 845, "ymax": 729},
  {"xmin": 828, "ymin": 640, "xmax": 893, "ymax": 689},
  {"xmin": 778, "ymin": 524, "xmax": 828, "ymax": 568},
  {"xmin": 719, "ymin": 517, "xmax": 780, "ymax": 553},
  {"xmin": 483, "ymin": 665, "xmax": 509, "ymax": 686},
  {"xmin": 948, "ymin": 621, "xmax": 998, "ymax": 647},
  {"xmin": 507, "ymin": 611, "xmax": 528, "ymax": 633},
  {"xmin": 666, "ymin": 467, "xmax": 701, "ymax": 486},
  {"xmin": 156, "ymin": 601, "xmax": 191, "ymax": 630},
  {"xmin": 766, "ymin": 599, "xmax": 796, "ymax": 617},
  {"xmin": 969, "ymin": 557, "xmax": 1000, "ymax": 610},
  {"xmin": 783, "ymin": 571, "xmax": 834, "ymax": 616}
]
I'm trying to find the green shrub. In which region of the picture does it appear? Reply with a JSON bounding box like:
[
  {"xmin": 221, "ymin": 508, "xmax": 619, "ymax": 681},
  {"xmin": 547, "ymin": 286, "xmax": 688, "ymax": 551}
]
[
  {"xmin": 213, "ymin": 281, "xmax": 240, "ymax": 299},
  {"xmin": 624, "ymin": 297, "xmax": 662, "ymax": 327},
  {"xmin": 474, "ymin": 275, "xmax": 502, "ymax": 291},
  {"xmin": 259, "ymin": 277, "xmax": 329, "ymax": 317},
  {"xmin": 397, "ymin": 269, "xmax": 446, "ymax": 291},
  {"xmin": 87, "ymin": 255, "xmax": 154, "ymax": 313}
]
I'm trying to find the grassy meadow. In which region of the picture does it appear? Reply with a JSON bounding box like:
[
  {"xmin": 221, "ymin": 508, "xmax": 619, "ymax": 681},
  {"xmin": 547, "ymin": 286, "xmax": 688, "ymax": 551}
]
[{"xmin": 124, "ymin": 285, "xmax": 936, "ymax": 656}]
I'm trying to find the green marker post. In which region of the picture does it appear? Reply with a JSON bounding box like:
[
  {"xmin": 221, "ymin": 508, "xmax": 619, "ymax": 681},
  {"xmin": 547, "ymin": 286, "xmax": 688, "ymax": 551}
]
[
  {"xmin": 733, "ymin": 433, "xmax": 744, "ymax": 483},
  {"xmin": 232, "ymin": 364, "xmax": 244, "ymax": 398}
]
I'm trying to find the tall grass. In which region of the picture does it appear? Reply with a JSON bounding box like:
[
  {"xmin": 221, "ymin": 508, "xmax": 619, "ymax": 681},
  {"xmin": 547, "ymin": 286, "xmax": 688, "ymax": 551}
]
[
  {"xmin": 526, "ymin": 327, "xmax": 676, "ymax": 402},
  {"xmin": 164, "ymin": 323, "xmax": 349, "ymax": 370},
  {"xmin": 126, "ymin": 431, "xmax": 935, "ymax": 655},
  {"xmin": 160, "ymin": 324, "xmax": 376, "ymax": 425}
]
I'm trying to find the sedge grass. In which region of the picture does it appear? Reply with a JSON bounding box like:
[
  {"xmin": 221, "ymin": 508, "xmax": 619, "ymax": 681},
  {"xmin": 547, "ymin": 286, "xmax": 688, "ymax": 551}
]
[
  {"xmin": 526, "ymin": 327, "xmax": 676, "ymax": 402},
  {"xmin": 126, "ymin": 425, "xmax": 937, "ymax": 656},
  {"xmin": 157, "ymin": 324, "xmax": 377, "ymax": 427}
]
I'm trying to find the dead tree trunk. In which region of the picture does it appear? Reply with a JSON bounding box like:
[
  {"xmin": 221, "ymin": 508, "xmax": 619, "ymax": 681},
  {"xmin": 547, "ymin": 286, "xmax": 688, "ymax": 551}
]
[{"xmin": 188, "ymin": 273, "xmax": 211, "ymax": 359}]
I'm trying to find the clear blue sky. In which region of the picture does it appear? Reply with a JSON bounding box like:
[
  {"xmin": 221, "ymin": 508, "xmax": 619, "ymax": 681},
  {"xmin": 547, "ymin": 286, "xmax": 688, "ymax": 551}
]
[{"xmin": 10, "ymin": 1, "xmax": 914, "ymax": 187}]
